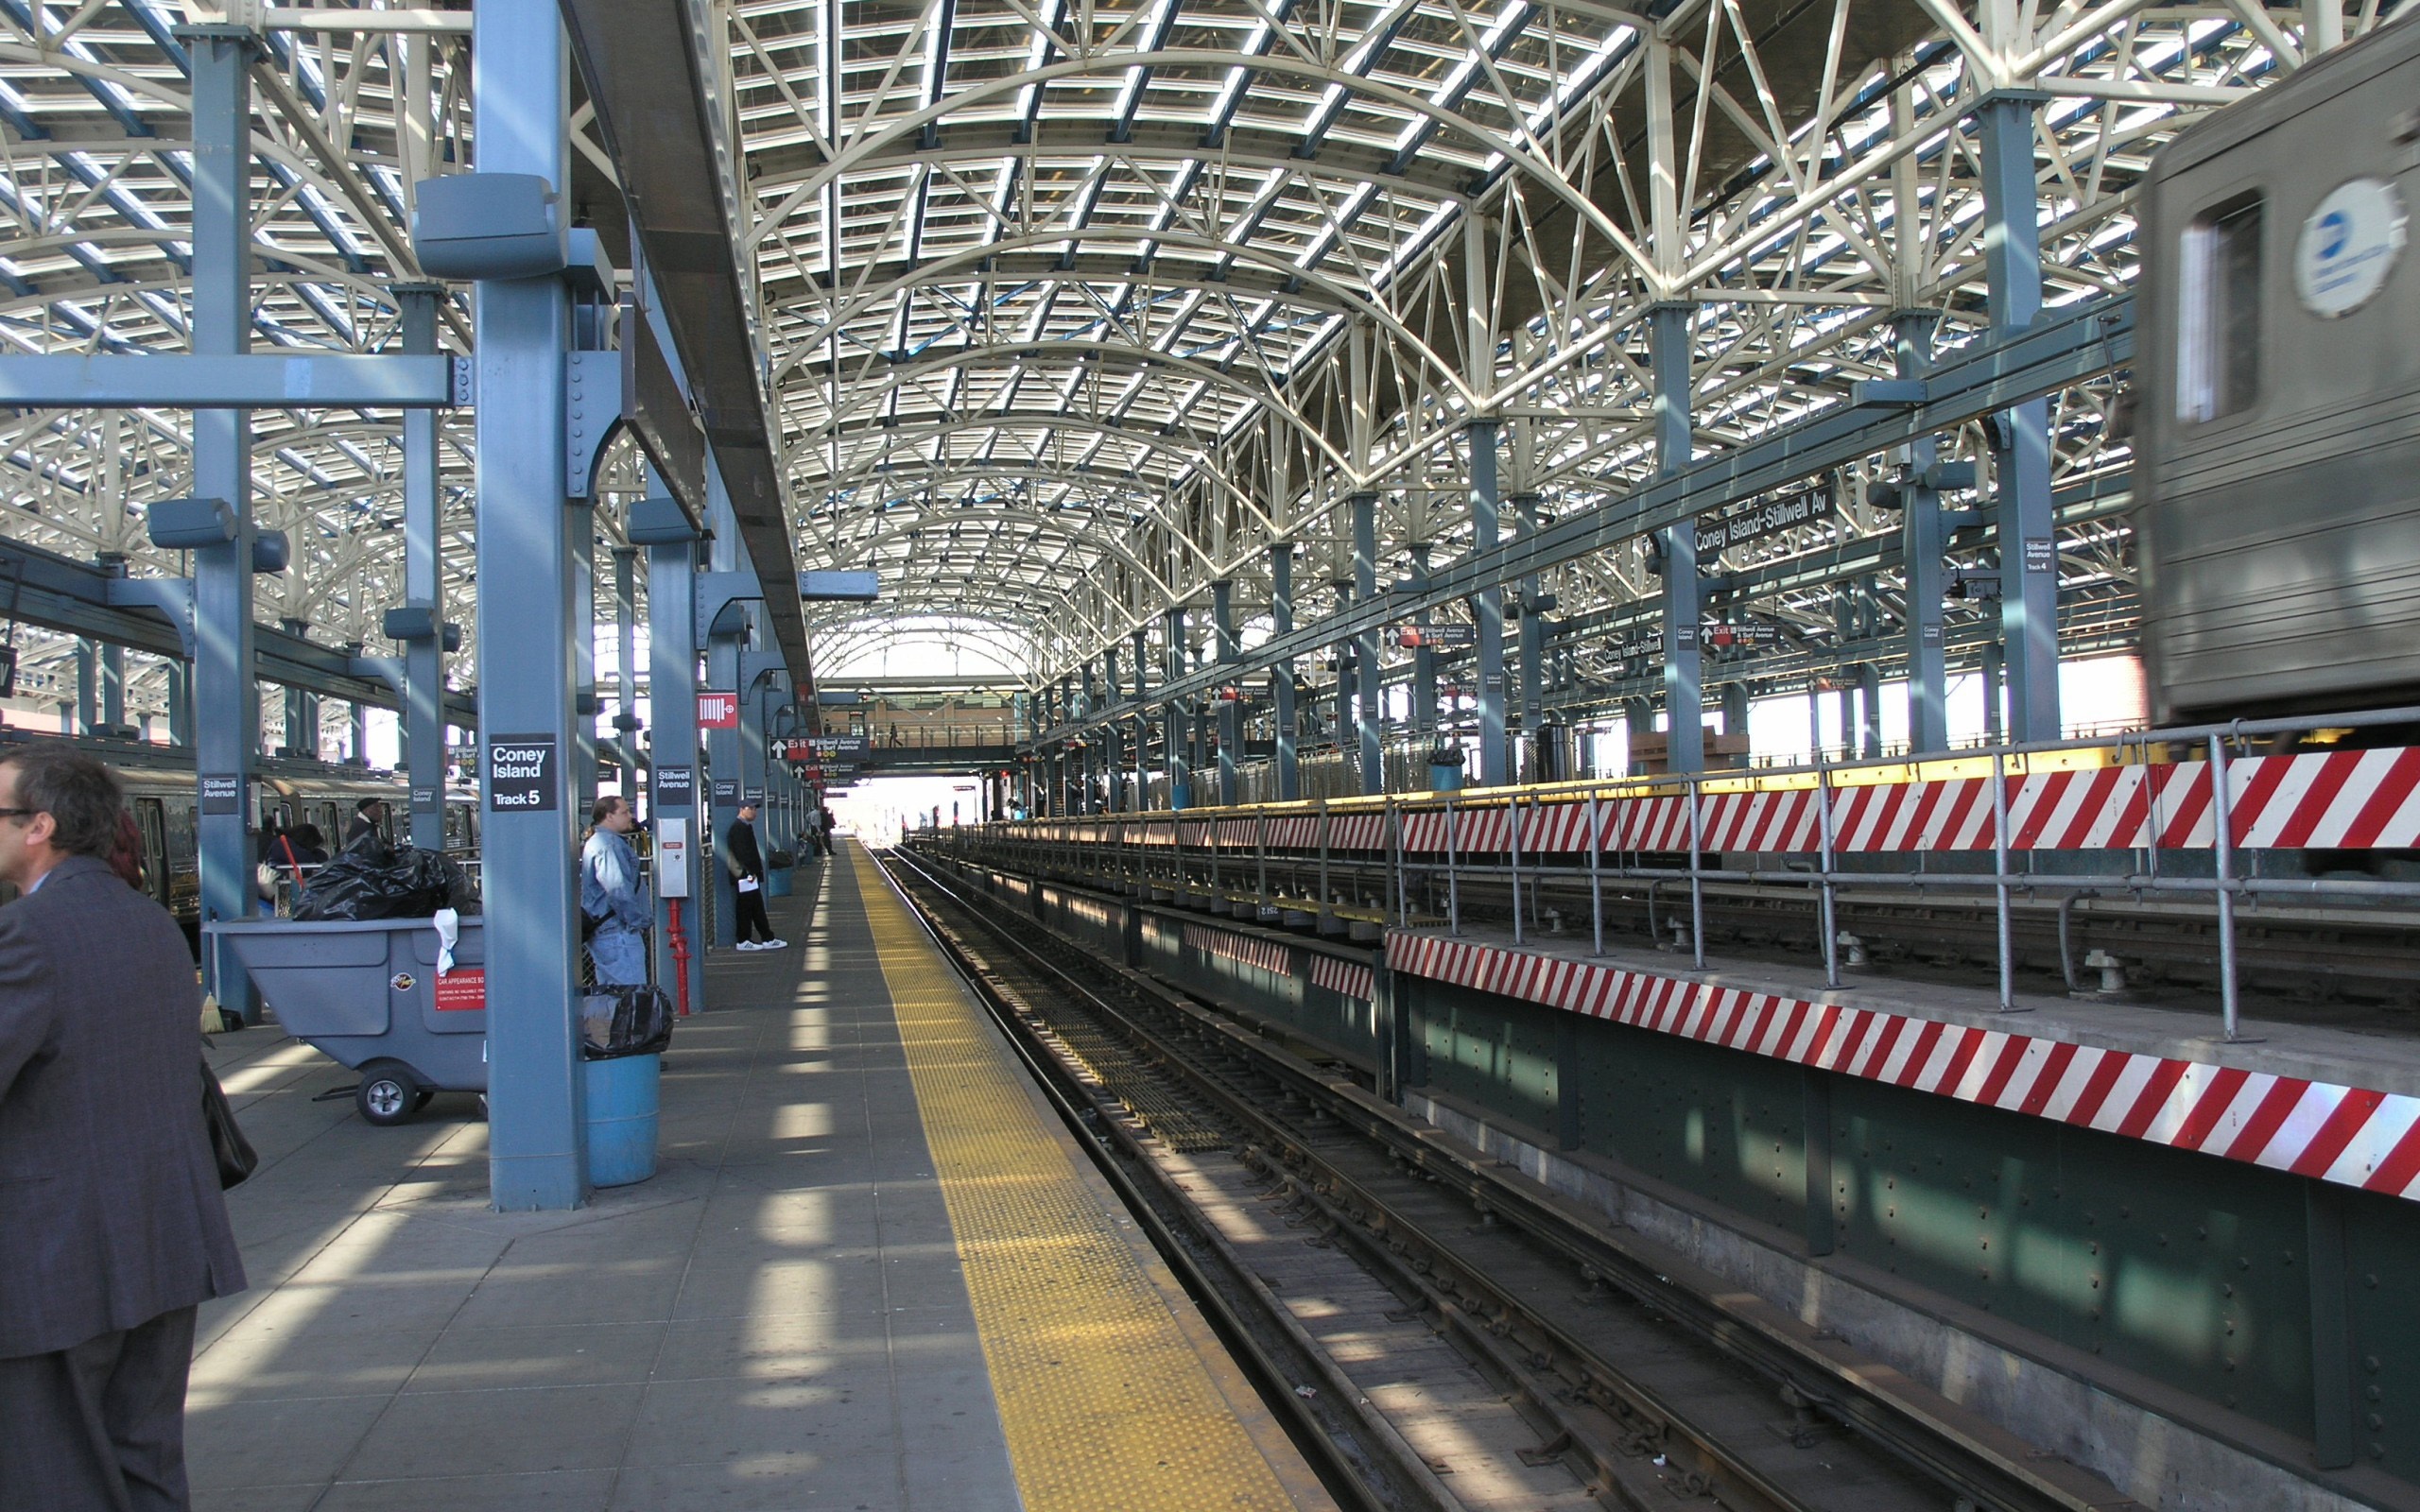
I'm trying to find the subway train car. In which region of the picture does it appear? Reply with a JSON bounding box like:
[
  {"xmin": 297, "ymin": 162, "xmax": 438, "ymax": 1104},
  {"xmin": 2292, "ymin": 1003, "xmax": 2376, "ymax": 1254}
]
[
  {"xmin": 0, "ymin": 730, "xmax": 478, "ymax": 937},
  {"xmin": 2134, "ymin": 16, "xmax": 2420, "ymax": 727}
]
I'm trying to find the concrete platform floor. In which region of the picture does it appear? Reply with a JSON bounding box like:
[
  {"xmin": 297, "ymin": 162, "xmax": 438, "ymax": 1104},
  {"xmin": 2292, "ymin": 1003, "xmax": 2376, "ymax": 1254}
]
[{"xmin": 187, "ymin": 855, "xmax": 1025, "ymax": 1512}]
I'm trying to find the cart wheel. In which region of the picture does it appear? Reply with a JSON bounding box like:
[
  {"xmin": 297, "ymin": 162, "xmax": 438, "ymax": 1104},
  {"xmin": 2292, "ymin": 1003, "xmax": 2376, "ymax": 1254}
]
[
  {"xmin": 355, "ymin": 1063, "xmax": 420, "ymax": 1125},
  {"xmin": 412, "ymin": 1087, "xmax": 436, "ymax": 1111}
]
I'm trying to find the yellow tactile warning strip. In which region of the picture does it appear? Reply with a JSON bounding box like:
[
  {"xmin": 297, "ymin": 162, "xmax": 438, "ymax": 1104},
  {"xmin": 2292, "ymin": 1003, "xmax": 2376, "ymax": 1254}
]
[{"xmin": 851, "ymin": 847, "xmax": 1305, "ymax": 1512}]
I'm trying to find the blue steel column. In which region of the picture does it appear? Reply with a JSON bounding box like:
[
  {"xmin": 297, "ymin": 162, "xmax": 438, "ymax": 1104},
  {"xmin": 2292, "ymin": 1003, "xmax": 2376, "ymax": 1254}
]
[
  {"xmin": 612, "ymin": 546, "xmax": 639, "ymax": 804},
  {"xmin": 1270, "ymin": 542, "xmax": 1299, "ymax": 801},
  {"xmin": 473, "ymin": 0, "xmax": 584, "ymax": 1209},
  {"xmin": 1131, "ymin": 627, "xmax": 1150, "ymax": 808},
  {"xmin": 1212, "ymin": 580, "xmax": 1239, "ymax": 805},
  {"xmin": 186, "ymin": 26, "xmax": 260, "ymax": 1022},
  {"xmin": 1408, "ymin": 543, "xmax": 1436, "ymax": 742},
  {"xmin": 1468, "ymin": 423, "xmax": 1508, "ymax": 786},
  {"xmin": 703, "ymin": 480, "xmax": 745, "ymax": 946},
  {"xmin": 1512, "ymin": 493, "xmax": 1544, "ymax": 780},
  {"xmin": 100, "ymin": 637, "xmax": 125, "ymax": 730},
  {"xmin": 398, "ymin": 284, "xmax": 448, "ymax": 849},
  {"xmin": 1896, "ymin": 311, "xmax": 1949, "ymax": 753},
  {"xmin": 569, "ymin": 504, "xmax": 597, "ymax": 813},
  {"xmin": 1164, "ymin": 607, "xmax": 1189, "ymax": 809},
  {"xmin": 1100, "ymin": 649, "xmax": 1122, "ymax": 811},
  {"xmin": 1979, "ymin": 93, "xmax": 2061, "ymax": 744},
  {"xmin": 1651, "ymin": 303, "xmax": 1702, "ymax": 773},
  {"xmin": 75, "ymin": 643, "xmax": 95, "ymax": 735},
  {"xmin": 1351, "ymin": 492, "xmax": 1383, "ymax": 796},
  {"xmin": 646, "ymin": 528, "xmax": 704, "ymax": 1010}
]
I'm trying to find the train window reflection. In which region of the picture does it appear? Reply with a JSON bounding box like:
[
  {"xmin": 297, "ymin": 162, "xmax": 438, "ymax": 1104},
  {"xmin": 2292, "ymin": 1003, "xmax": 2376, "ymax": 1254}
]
[{"xmin": 2176, "ymin": 196, "xmax": 2263, "ymax": 423}]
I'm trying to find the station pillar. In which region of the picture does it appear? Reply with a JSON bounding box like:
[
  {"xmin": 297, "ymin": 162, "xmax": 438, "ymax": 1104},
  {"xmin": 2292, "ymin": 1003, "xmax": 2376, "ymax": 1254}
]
[
  {"xmin": 1270, "ymin": 542, "xmax": 1300, "ymax": 801},
  {"xmin": 184, "ymin": 23, "xmax": 262, "ymax": 1023},
  {"xmin": 470, "ymin": 0, "xmax": 586, "ymax": 1210},
  {"xmin": 1468, "ymin": 421, "xmax": 1508, "ymax": 786},
  {"xmin": 1651, "ymin": 303, "xmax": 1702, "ymax": 774},
  {"xmin": 1352, "ymin": 493, "xmax": 1384, "ymax": 796},
  {"xmin": 396, "ymin": 283, "xmax": 450, "ymax": 850},
  {"xmin": 635, "ymin": 497, "xmax": 706, "ymax": 1014},
  {"xmin": 1979, "ymin": 91, "xmax": 2062, "ymax": 744},
  {"xmin": 1130, "ymin": 627, "xmax": 1150, "ymax": 809},
  {"xmin": 1895, "ymin": 311, "xmax": 1949, "ymax": 754},
  {"xmin": 1212, "ymin": 579, "xmax": 1239, "ymax": 805},
  {"xmin": 1164, "ymin": 606, "xmax": 1189, "ymax": 809}
]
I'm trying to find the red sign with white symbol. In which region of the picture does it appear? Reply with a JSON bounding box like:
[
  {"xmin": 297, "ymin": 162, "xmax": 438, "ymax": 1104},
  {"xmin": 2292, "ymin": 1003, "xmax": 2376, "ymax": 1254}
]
[
  {"xmin": 434, "ymin": 970, "xmax": 486, "ymax": 1013},
  {"xmin": 696, "ymin": 691, "xmax": 738, "ymax": 729}
]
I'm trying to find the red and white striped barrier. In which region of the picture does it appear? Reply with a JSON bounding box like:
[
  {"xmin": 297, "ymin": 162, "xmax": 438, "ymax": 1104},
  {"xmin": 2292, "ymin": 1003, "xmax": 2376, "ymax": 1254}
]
[
  {"xmin": 1308, "ymin": 953, "xmax": 1376, "ymax": 1002},
  {"xmin": 1034, "ymin": 746, "xmax": 2420, "ymax": 858},
  {"xmin": 1182, "ymin": 922, "xmax": 1293, "ymax": 978},
  {"xmin": 1388, "ymin": 931, "xmax": 2420, "ymax": 1203}
]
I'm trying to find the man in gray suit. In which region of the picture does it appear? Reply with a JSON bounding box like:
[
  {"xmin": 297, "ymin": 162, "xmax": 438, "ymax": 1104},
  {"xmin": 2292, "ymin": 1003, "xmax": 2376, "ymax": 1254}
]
[{"xmin": 0, "ymin": 743, "xmax": 247, "ymax": 1510}]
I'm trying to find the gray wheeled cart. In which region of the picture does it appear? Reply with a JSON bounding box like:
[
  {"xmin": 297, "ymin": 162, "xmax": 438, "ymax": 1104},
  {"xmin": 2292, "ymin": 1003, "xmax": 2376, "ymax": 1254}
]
[{"xmin": 206, "ymin": 917, "xmax": 486, "ymax": 1125}]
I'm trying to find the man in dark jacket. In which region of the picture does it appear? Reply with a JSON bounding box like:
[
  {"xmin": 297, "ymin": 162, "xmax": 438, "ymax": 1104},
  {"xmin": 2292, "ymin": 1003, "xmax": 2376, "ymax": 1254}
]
[
  {"xmin": 0, "ymin": 742, "xmax": 246, "ymax": 1510},
  {"xmin": 723, "ymin": 800, "xmax": 784, "ymax": 952}
]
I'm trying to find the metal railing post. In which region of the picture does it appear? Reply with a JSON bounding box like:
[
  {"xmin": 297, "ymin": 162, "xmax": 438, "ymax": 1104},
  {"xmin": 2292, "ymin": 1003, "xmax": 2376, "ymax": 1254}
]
[
  {"xmin": 1990, "ymin": 750, "xmax": 2017, "ymax": 1011},
  {"xmin": 1510, "ymin": 795, "xmax": 1526, "ymax": 947},
  {"xmin": 1445, "ymin": 797, "xmax": 1461, "ymax": 936},
  {"xmin": 1388, "ymin": 799, "xmax": 1405, "ymax": 927},
  {"xmin": 2209, "ymin": 732, "xmax": 2246, "ymax": 1041},
  {"xmin": 1686, "ymin": 776, "xmax": 1706, "ymax": 971},
  {"xmin": 1818, "ymin": 765, "xmax": 1841, "ymax": 988},
  {"xmin": 1255, "ymin": 812, "xmax": 1270, "ymax": 912},
  {"xmin": 1587, "ymin": 789, "xmax": 1604, "ymax": 956},
  {"xmin": 1317, "ymin": 798, "xmax": 1333, "ymax": 925}
]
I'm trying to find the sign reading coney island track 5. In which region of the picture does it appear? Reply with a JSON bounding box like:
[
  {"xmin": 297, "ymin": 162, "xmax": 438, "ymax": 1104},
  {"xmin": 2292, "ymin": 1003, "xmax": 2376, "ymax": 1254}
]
[{"xmin": 486, "ymin": 733, "xmax": 559, "ymax": 813}]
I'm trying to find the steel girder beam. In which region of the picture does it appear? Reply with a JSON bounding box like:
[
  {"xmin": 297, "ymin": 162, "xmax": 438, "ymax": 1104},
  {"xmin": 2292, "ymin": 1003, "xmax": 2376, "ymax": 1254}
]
[
  {"xmin": 1034, "ymin": 291, "xmax": 2135, "ymax": 740},
  {"xmin": 557, "ymin": 0, "xmax": 810, "ymax": 689}
]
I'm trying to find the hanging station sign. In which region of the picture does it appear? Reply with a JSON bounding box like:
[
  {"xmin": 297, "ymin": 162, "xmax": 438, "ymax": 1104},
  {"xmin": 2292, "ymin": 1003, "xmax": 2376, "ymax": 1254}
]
[
  {"xmin": 1693, "ymin": 490, "xmax": 1836, "ymax": 556},
  {"xmin": 1394, "ymin": 624, "xmax": 1477, "ymax": 650}
]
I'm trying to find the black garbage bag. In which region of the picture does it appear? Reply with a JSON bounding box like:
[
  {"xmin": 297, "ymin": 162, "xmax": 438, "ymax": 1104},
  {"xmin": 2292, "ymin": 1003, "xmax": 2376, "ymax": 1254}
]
[
  {"xmin": 581, "ymin": 985, "xmax": 675, "ymax": 1060},
  {"xmin": 292, "ymin": 846, "xmax": 470, "ymax": 921}
]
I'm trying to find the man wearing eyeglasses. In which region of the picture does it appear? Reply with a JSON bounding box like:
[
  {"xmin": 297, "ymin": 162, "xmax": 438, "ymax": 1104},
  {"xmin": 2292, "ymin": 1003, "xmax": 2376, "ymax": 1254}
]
[{"xmin": 0, "ymin": 742, "xmax": 246, "ymax": 1511}]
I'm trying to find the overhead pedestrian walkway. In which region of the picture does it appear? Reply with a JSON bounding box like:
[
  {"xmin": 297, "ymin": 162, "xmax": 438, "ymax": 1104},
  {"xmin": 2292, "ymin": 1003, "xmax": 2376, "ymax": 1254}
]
[{"xmin": 186, "ymin": 842, "xmax": 1326, "ymax": 1511}]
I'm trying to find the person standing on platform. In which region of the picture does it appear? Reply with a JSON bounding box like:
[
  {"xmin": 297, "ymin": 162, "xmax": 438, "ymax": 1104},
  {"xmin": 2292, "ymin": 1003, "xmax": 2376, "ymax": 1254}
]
[
  {"xmin": 340, "ymin": 796, "xmax": 389, "ymax": 860},
  {"xmin": 819, "ymin": 804, "xmax": 836, "ymax": 857},
  {"xmin": 580, "ymin": 795, "xmax": 651, "ymax": 988},
  {"xmin": 723, "ymin": 800, "xmax": 784, "ymax": 953},
  {"xmin": 0, "ymin": 742, "xmax": 246, "ymax": 1512}
]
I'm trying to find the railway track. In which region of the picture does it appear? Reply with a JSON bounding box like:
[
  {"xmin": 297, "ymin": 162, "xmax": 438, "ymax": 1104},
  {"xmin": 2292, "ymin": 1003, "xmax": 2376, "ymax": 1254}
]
[{"xmin": 873, "ymin": 843, "xmax": 2152, "ymax": 1512}]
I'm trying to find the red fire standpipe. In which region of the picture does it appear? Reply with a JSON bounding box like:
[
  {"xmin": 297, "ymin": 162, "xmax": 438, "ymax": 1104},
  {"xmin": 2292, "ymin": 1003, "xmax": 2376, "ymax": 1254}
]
[{"xmin": 667, "ymin": 898, "xmax": 693, "ymax": 1017}]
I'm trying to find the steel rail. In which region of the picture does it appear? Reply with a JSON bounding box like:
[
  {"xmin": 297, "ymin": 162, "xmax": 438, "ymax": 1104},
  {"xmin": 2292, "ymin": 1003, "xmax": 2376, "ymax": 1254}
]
[{"xmin": 886, "ymin": 841, "xmax": 2148, "ymax": 1512}]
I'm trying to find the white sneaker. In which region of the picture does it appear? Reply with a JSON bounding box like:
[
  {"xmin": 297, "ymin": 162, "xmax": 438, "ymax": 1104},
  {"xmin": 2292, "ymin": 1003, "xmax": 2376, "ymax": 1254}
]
[
  {"xmin": 763, "ymin": 938, "xmax": 788, "ymax": 951},
  {"xmin": 735, "ymin": 940, "xmax": 764, "ymax": 952}
]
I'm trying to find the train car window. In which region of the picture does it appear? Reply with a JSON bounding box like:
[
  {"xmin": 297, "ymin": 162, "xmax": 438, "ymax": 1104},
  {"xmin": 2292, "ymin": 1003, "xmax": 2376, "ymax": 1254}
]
[{"xmin": 2177, "ymin": 195, "xmax": 2263, "ymax": 423}]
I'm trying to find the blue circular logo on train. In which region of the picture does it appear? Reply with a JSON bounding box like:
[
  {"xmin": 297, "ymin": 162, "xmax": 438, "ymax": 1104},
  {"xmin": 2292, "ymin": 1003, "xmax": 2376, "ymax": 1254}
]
[{"xmin": 2296, "ymin": 179, "xmax": 2406, "ymax": 318}]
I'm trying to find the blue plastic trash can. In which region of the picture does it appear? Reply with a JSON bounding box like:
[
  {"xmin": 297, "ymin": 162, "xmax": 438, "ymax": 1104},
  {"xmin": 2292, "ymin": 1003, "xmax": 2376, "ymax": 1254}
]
[
  {"xmin": 765, "ymin": 864, "xmax": 793, "ymax": 898},
  {"xmin": 583, "ymin": 1052, "xmax": 661, "ymax": 1187}
]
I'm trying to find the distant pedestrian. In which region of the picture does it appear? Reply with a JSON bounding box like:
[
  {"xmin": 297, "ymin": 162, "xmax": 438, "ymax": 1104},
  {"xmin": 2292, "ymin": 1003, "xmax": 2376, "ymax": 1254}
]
[
  {"xmin": 580, "ymin": 796, "xmax": 650, "ymax": 988},
  {"xmin": 341, "ymin": 797, "xmax": 390, "ymax": 861},
  {"xmin": 0, "ymin": 742, "xmax": 246, "ymax": 1512},
  {"xmin": 723, "ymin": 800, "xmax": 784, "ymax": 952},
  {"xmin": 819, "ymin": 805, "xmax": 836, "ymax": 856}
]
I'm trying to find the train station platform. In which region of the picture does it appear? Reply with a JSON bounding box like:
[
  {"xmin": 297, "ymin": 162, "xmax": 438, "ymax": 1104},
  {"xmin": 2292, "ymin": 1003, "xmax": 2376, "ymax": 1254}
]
[
  {"xmin": 185, "ymin": 841, "xmax": 1327, "ymax": 1512},
  {"xmin": 1387, "ymin": 921, "xmax": 2420, "ymax": 1205}
]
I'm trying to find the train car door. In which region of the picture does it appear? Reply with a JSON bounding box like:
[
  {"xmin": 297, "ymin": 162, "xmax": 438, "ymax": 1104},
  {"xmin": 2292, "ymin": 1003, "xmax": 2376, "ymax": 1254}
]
[{"xmin": 133, "ymin": 797, "xmax": 170, "ymax": 906}]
